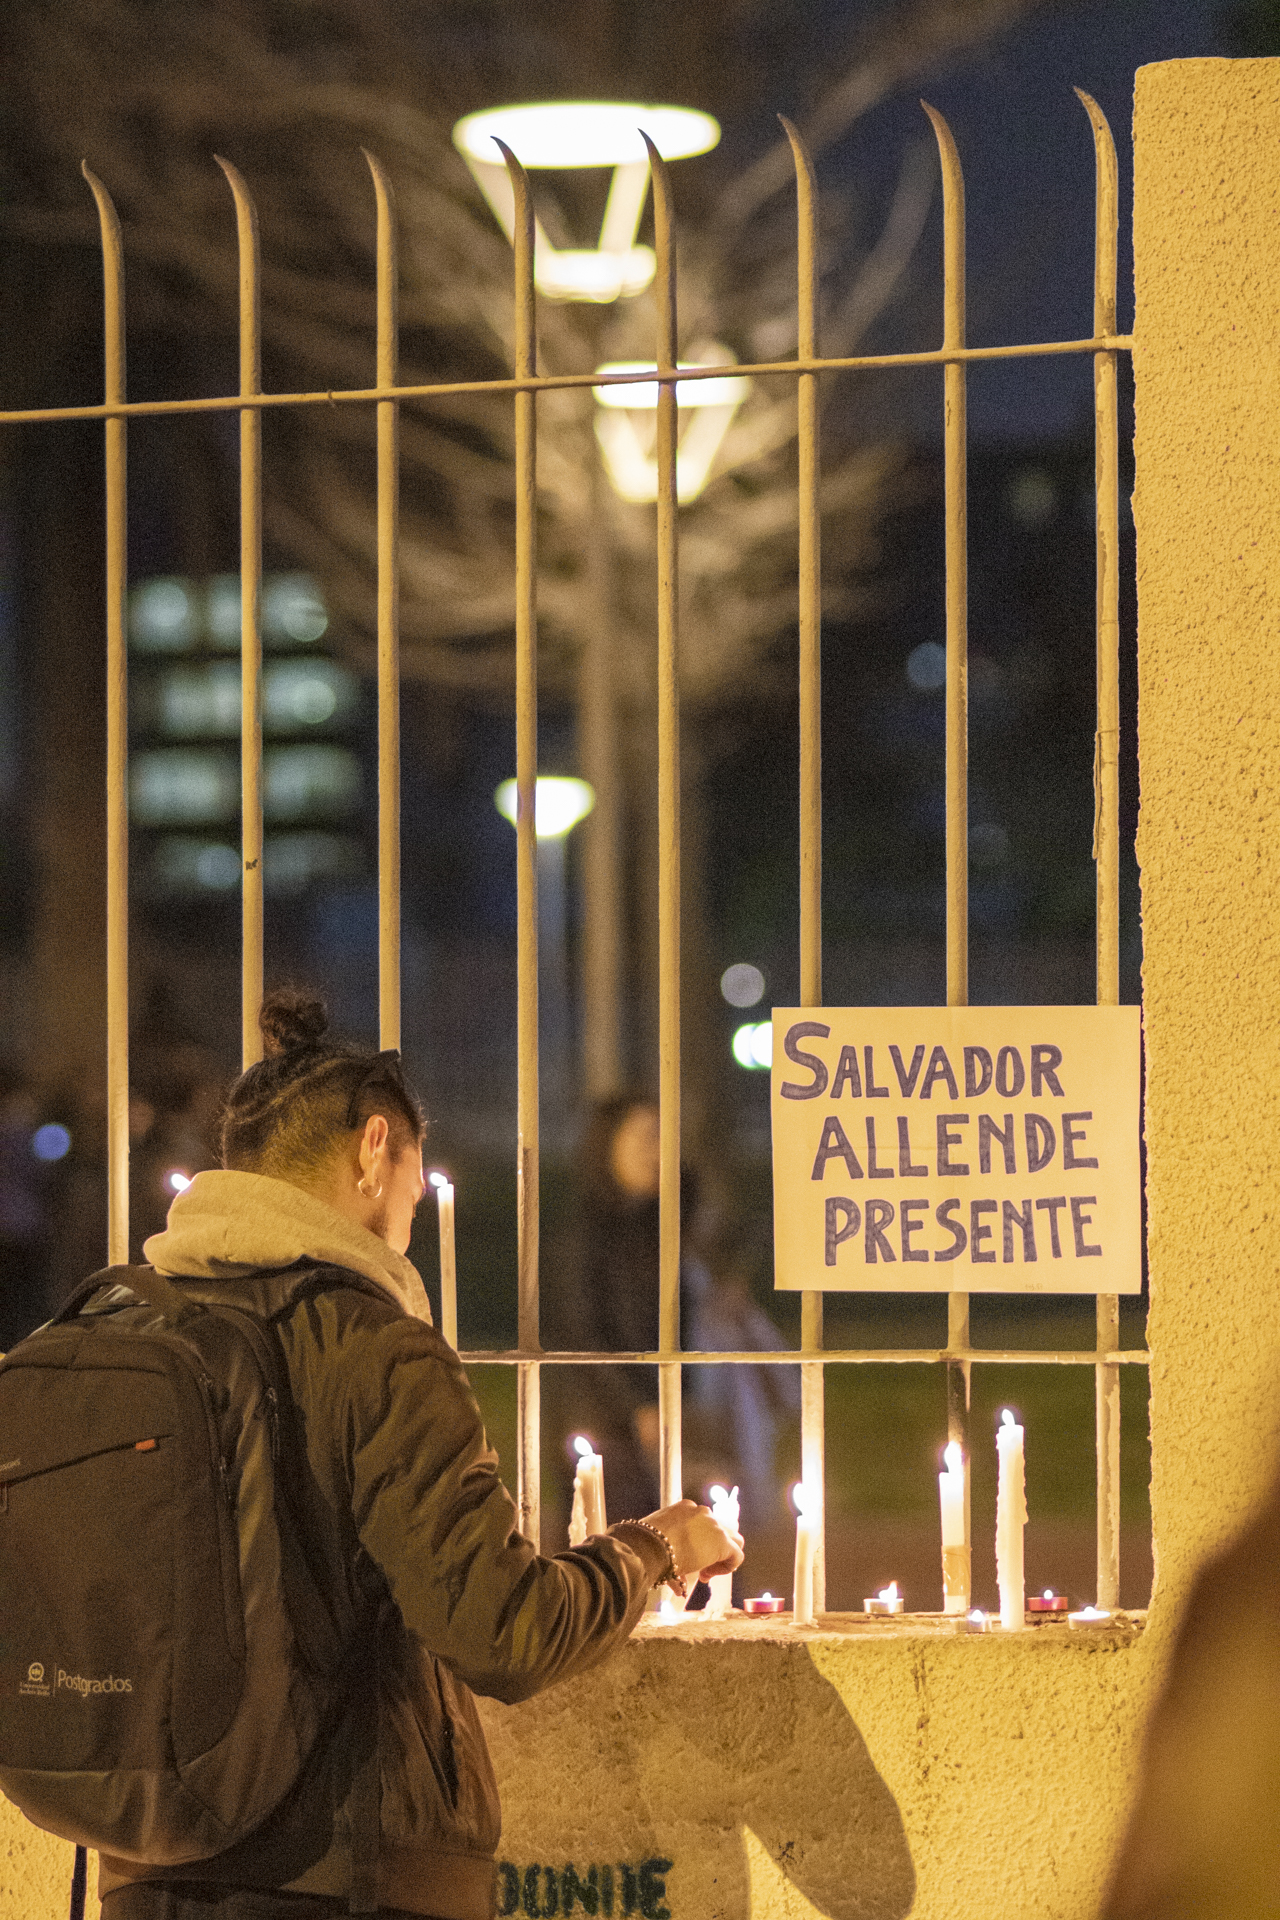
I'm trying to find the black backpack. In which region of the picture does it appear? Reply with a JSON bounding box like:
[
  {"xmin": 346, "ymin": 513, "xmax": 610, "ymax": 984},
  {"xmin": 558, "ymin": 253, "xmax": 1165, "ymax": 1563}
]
[{"xmin": 0, "ymin": 1264, "xmax": 379, "ymax": 1913}]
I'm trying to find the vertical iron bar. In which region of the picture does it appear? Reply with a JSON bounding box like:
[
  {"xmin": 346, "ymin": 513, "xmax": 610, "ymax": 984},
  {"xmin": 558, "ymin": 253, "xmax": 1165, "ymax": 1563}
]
[
  {"xmin": 497, "ymin": 140, "xmax": 542, "ymax": 1548},
  {"xmin": 925, "ymin": 103, "xmax": 972, "ymax": 1596},
  {"xmin": 216, "ymin": 158, "xmax": 264, "ymax": 1070},
  {"xmin": 1079, "ymin": 88, "xmax": 1122, "ymax": 1612},
  {"xmin": 366, "ymin": 151, "xmax": 402, "ymax": 1054},
  {"xmin": 781, "ymin": 116, "xmax": 826, "ymax": 1611},
  {"xmin": 644, "ymin": 132, "xmax": 683, "ymax": 1512},
  {"xmin": 83, "ymin": 167, "xmax": 128, "ymax": 1267}
]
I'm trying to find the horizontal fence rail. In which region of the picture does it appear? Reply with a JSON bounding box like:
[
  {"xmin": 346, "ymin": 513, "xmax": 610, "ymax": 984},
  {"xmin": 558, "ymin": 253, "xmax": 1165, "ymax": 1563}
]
[
  {"xmin": 0, "ymin": 338, "xmax": 1135, "ymax": 426},
  {"xmin": 459, "ymin": 1348, "xmax": 1150, "ymax": 1367},
  {"xmin": 10, "ymin": 94, "xmax": 1143, "ymax": 1617}
]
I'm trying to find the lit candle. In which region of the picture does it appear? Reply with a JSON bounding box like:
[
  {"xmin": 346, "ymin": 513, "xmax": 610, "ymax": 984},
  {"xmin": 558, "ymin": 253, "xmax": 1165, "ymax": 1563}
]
[
  {"xmin": 429, "ymin": 1172, "xmax": 457, "ymax": 1349},
  {"xmin": 1068, "ymin": 1604, "xmax": 1112, "ymax": 1628},
  {"xmin": 938, "ymin": 1440, "xmax": 969, "ymax": 1615},
  {"xmin": 995, "ymin": 1409, "xmax": 1027, "ymax": 1631},
  {"xmin": 962, "ymin": 1607, "xmax": 990, "ymax": 1634},
  {"xmin": 743, "ymin": 1592, "xmax": 785, "ymax": 1616},
  {"xmin": 1028, "ymin": 1589, "xmax": 1069, "ymax": 1615},
  {"xmin": 705, "ymin": 1484, "xmax": 740, "ymax": 1619},
  {"xmin": 568, "ymin": 1435, "xmax": 607, "ymax": 1546},
  {"xmin": 865, "ymin": 1581, "xmax": 904, "ymax": 1616},
  {"xmin": 792, "ymin": 1481, "xmax": 818, "ymax": 1627}
]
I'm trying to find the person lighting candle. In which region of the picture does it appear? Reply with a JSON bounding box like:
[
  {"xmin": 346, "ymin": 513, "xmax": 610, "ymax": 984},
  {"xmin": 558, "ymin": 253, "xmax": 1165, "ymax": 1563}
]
[
  {"xmin": 705, "ymin": 1484, "xmax": 740, "ymax": 1617},
  {"xmin": 996, "ymin": 1409, "xmax": 1027, "ymax": 1630},
  {"xmin": 938, "ymin": 1440, "xmax": 968, "ymax": 1614}
]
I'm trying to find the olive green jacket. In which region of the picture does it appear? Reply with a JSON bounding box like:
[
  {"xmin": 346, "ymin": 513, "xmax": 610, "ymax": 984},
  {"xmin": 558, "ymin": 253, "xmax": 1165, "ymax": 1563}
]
[{"xmin": 98, "ymin": 1172, "xmax": 665, "ymax": 1920}]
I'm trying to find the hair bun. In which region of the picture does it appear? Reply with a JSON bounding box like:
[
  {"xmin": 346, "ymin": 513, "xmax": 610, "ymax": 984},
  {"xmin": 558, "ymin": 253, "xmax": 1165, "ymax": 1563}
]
[{"xmin": 259, "ymin": 987, "xmax": 328, "ymax": 1058}]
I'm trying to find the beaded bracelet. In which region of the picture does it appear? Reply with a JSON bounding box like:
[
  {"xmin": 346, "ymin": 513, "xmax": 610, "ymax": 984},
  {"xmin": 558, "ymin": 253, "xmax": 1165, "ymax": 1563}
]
[{"xmin": 613, "ymin": 1519, "xmax": 688, "ymax": 1597}]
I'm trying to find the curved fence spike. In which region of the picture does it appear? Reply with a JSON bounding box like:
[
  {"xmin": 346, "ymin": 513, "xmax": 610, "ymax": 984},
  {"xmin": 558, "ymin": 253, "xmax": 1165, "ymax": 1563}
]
[
  {"xmin": 641, "ymin": 129, "xmax": 684, "ymax": 1516},
  {"xmin": 214, "ymin": 157, "xmax": 264, "ymax": 1071},
  {"xmin": 364, "ymin": 149, "xmax": 402, "ymax": 1056},
  {"xmin": 494, "ymin": 133, "xmax": 542, "ymax": 1548},
  {"xmin": 778, "ymin": 111, "xmax": 827, "ymax": 1613},
  {"xmin": 1076, "ymin": 86, "xmax": 1123, "ymax": 1612},
  {"xmin": 82, "ymin": 163, "xmax": 129, "ymax": 1269},
  {"xmin": 923, "ymin": 101, "xmax": 973, "ymax": 1587}
]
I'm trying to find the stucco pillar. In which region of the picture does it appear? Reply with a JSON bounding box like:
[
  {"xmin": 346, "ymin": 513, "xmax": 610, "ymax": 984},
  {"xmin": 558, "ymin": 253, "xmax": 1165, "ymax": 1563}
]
[{"xmin": 1134, "ymin": 56, "xmax": 1280, "ymax": 1616}]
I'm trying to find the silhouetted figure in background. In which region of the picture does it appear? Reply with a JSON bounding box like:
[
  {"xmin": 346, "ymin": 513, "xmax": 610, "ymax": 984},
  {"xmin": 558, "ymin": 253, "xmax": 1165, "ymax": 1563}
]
[{"xmin": 555, "ymin": 1096, "xmax": 796, "ymax": 1530}]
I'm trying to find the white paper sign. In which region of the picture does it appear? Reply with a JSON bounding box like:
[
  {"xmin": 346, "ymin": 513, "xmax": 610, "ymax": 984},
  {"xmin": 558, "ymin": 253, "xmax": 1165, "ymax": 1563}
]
[{"xmin": 771, "ymin": 1005, "xmax": 1141, "ymax": 1293}]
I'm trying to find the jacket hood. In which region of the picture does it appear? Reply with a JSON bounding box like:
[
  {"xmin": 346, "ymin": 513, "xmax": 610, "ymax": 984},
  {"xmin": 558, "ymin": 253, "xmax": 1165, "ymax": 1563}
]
[{"xmin": 143, "ymin": 1167, "xmax": 432, "ymax": 1324}]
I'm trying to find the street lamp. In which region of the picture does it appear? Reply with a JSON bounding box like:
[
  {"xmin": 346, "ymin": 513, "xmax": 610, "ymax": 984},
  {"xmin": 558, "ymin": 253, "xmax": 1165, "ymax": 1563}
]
[
  {"xmin": 495, "ymin": 778, "xmax": 595, "ymax": 1139},
  {"xmin": 457, "ymin": 100, "xmax": 721, "ymax": 1103},
  {"xmin": 452, "ymin": 101, "xmax": 720, "ymax": 304},
  {"xmin": 593, "ymin": 349, "xmax": 750, "ymax": 503}
]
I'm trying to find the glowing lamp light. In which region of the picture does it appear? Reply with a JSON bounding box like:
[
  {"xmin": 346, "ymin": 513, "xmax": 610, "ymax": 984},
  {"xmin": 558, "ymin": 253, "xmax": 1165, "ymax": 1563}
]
[
  {"xmin": 494, "ymin": 776, "xmax": 595, "ymax": 840},
  {"xmin": 944, "ymin": 1440, "xmax": 963, "ymax": 1474},
  {"xmin": 452, "ymin": 100, "xmax": 719, "ymax": 305},
  {"xmin": 573, "ymin": 1435, "xmax": 596, "ymax": 1460},
  {"xmin": 731, "ymin": 1021, "xmax": 772, "ymax": 1070},
  {"xmin": 165, "ymin": 1169, "xmax": 193, "ymax": 1195},
  {"xmin": 791, "ymin": 1480, "xmax": 815, "ymax": 1521},
  {"xmin": 428, "ymin": 1170, "xmax": 450, "ymax": 1190},
  {"xmin": 720, "ymin": 962, "xmax": 765, "ymax": 1008},
  {"xmin": 593, "ymin": 350, "xmax": 750, "ymax": 503},
  {"xmin": 453, "ymin": 101, "xmax": 719, "ymax": 168}
]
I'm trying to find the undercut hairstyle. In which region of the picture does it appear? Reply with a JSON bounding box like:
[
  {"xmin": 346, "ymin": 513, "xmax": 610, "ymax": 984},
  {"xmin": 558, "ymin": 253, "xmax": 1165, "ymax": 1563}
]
[{"xmin": 220, "ymin": 987, "xmax": 425, "ymax": 1179}]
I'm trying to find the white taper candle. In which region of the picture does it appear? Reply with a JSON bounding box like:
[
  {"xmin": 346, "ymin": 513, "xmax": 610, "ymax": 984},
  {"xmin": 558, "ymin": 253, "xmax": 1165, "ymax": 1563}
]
[
  {"xmin": 995, "ymin": 1409, "xmax": 1027, "ymax": 1631},
  {"xmin": 705, "ymin": 1484, "xmax": 740, "ymax": 1619}
]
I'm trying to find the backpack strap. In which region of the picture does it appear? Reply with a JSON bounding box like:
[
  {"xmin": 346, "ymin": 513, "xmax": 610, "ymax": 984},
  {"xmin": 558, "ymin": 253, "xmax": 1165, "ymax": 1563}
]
[
  {"xmin": 54, "ymin": 1264, "xmax": 203, "ymax": 1328},
  {"xmin": 68, "ymin": 1843, "xmax": 86, "ymax": 1920}
]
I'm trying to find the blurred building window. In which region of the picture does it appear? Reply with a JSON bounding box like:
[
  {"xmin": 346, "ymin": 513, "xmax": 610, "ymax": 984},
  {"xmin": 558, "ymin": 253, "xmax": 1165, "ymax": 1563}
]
[
  {"xmin": 131, "ymin": 749, "xmax": 239, "ymax": 826},
  {"xmin": 263, "ymin": 745, "xmax": 361, "ymax": 822},
  {"xmin": 263, "ymin": 659, "xmax": 358, "ymax": 730},
  {"xmin": 129, "ymin": 577, "xmax": 199, "ymax": 653},
  {"xmin": 153, "ymin": 658, "xmax": 358, "ymax": 738},
  {"xmin": 129, "ymin": 572, "xmax": 329, "ymax": 654}
]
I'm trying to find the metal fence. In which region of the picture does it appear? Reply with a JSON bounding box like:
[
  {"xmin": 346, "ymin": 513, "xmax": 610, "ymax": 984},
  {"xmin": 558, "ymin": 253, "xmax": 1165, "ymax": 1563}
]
[{"xmin": 3, "ymin": 93, "xmax": 1145, "ymax": 1611}]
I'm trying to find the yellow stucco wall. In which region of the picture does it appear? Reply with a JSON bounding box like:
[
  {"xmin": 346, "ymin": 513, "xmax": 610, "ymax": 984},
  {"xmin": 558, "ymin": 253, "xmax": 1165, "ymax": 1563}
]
[
  {"xmin": 8, "ymin": 51, "xmax": 1280, "ymax": 1920},
  {"xmin": 1132, "ymin": 56, "xmax": 1280, "ymax": 1604}
]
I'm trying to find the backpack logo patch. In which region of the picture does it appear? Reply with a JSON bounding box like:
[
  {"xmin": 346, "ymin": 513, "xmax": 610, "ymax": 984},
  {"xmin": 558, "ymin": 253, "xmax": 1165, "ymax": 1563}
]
[
  {"xmin": 19, "ymin": 1663, "xmax": 50, "ymax": 1698},
  {"xmin": 56, "ymin": 1669, "xmax": 133, "ymax": 1697}
]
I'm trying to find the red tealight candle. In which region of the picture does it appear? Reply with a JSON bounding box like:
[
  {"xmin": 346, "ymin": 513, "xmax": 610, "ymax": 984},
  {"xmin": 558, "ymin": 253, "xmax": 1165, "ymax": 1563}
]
[
  {"xmin": 1027, "ymin": 1589, "xmax": 1070, "ymax": 1614},
  {"xmin": 743, "ymin": 1592, "xmax": 786, "ymax": 1616}
]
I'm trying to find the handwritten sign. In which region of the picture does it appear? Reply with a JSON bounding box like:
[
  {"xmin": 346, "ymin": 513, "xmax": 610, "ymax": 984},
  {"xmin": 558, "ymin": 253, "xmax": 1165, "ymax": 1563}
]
[{"xmin": 771, "ymin": 1006, "xmax": 1141, "ymax": 1293}]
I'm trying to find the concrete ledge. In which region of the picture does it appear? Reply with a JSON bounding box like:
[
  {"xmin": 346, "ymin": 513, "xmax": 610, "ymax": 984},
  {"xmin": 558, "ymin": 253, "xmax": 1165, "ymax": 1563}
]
[{"xmin": 479, "ymin": 1615, "xmax": 1155, "ymax": 1918}]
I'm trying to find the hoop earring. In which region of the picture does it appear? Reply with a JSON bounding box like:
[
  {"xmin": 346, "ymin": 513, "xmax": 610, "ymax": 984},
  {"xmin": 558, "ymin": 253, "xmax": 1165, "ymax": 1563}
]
[{"xmin": 358, "ymin": 1176, "xmax": 383, "ymax": 1200}]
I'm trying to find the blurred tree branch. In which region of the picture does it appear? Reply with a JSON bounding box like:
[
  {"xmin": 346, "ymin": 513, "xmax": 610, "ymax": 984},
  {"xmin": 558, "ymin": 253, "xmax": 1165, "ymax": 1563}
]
[{"xmin": 1, "ymin": 0, "xmax": 1060, "ymax": 716}]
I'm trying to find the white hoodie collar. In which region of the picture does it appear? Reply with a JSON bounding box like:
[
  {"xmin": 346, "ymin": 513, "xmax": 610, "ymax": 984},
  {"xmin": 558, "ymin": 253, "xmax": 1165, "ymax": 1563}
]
[{"xmin": 143, "ymin": 1168, "xmax": 432, "ymax": 1324}]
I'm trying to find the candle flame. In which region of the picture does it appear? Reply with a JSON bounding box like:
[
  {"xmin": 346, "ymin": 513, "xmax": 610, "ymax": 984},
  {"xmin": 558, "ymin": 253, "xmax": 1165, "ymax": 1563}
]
[
  {"xmin": 943, "ymin": 1441, "xmax": 963, "ymax": 1473},
  {"xmin": 762, "ymin": 1593, "xmax": 773, "ymax": 1602},
  {"xmin": 792, "ymin": 1481, "xmax": 815, "ymax": 1519},
  {"xmin": 968, "ymin": 1608, "xmax": 986, "ymax": 1624},
  {"xmin": 708, "ymin": 1484, "xmax": 728, "ymax": 1505},
  {"xmin": 572, "ymin": 1435, "xmax": 595, "ymax": 1459},
  {"xmin": 878, "ymin": 1582, "xmax": 899, "ymax": 1602},
  {"xmin": 1001, "ymin": 1408, "xmax": 1017, "ymax": 1428},
  {"xmin": 1043, "ymin": 1589, "xmax": 1054, "ymax": 1600},
  {"xmin": 428, "ymin": 1169, "xmax": 451, "ymax": 1189}
]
